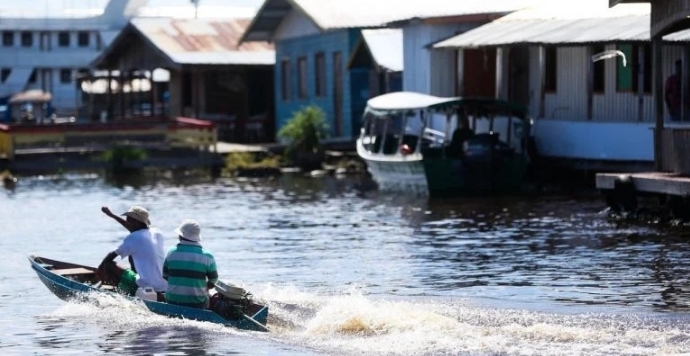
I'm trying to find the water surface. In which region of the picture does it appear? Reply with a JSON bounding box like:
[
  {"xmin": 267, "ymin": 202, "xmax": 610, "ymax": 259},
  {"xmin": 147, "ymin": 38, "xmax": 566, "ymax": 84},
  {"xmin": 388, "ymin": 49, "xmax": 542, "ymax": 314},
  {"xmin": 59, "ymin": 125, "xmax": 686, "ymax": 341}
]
[{"xmin": 2, "ymin": 172, "xmax": 690, "ymax": 355}]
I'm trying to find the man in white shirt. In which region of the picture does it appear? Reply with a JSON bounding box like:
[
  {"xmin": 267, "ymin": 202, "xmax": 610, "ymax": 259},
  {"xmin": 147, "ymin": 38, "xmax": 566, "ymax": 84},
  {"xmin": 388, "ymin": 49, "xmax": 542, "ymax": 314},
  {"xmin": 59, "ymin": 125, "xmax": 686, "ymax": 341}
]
[{"xmin": 97, "ymin": 206, "xmax": 168, "ymax": 298}]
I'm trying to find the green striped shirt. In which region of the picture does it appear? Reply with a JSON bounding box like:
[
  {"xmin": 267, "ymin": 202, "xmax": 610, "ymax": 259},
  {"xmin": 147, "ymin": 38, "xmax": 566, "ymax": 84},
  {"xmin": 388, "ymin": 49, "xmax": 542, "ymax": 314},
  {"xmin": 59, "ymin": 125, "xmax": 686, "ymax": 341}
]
[{"xmin": 163, "ymin": 241, "xmax": 218, "ymax": 308}]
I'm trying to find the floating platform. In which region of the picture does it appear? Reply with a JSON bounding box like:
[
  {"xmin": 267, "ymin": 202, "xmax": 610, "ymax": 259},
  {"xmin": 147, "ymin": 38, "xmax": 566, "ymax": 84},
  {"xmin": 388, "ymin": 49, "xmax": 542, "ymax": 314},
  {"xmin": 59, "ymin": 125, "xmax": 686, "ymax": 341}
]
[{"xmin": 596, "ymin": 172, "xmax": 690, "ymax": 196}]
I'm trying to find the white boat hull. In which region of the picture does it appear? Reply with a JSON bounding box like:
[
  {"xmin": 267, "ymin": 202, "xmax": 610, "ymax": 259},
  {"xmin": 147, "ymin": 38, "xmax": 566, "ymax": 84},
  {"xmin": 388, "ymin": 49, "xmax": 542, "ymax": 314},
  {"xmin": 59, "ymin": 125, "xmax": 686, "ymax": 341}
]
[{"xmin": 357, "ymin": 141, "xmax": 429, "ymax": 196}]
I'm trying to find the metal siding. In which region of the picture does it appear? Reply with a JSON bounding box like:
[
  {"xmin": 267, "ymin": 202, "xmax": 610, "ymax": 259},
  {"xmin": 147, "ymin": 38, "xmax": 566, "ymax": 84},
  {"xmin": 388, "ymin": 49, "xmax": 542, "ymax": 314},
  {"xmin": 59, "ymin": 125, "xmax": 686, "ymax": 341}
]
[
  {"xmin": 543, "ymin": 47, "xmax": 588, "ymax": 121},
  {"xmin": 274, "ymin": 29, "xmax": 354, "ymax": 139},
  {"xmin": 403, "ymin": 25, "xmax": 430, "ymax": 94},
  {"xmin": 527, "ymin": 44, "xmax": 684, "ymax": 124},
  {"xmin": 404, "ymin": 23, "xmax": 481, "ymax": 95}
]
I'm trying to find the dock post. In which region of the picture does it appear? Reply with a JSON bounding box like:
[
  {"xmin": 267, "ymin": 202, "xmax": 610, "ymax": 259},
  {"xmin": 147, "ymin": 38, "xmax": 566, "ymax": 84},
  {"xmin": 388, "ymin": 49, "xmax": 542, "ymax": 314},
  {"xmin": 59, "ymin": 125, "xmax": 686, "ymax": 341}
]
[{"xmin": 653, "ymin": 36, "xmax": 664, "ymax": 171}]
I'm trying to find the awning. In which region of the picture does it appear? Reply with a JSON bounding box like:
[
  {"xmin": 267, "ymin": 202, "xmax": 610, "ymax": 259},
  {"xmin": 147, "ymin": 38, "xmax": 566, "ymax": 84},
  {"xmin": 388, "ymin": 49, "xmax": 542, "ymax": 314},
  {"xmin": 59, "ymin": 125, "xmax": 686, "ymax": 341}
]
[
  {"xmin": 1, "ymin": 68, "xmax": 33, "ymax": 96},
  {"xmin": 9, "ymin": 90, "xmax": 52, "ymax": 104},
  {"xmin": 433, "ymin": 2, "xmax": 651, "ymax": 48}
]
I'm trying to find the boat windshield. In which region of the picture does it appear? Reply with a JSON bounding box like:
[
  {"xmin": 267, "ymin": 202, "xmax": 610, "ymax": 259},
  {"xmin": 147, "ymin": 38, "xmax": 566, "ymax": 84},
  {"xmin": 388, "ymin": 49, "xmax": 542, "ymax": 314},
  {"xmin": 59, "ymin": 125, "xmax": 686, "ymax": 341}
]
[{"xmin": 361, "ymin": 109, "xmax": 423, "ymax": 155}]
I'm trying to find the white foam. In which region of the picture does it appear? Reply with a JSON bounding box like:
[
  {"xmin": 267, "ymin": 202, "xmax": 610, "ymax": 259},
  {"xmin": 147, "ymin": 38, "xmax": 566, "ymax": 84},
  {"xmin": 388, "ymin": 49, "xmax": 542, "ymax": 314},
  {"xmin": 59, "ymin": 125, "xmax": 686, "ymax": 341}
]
[{"xmin": 247, "ymin": 284, "xmax": 690, "ymax": 355}]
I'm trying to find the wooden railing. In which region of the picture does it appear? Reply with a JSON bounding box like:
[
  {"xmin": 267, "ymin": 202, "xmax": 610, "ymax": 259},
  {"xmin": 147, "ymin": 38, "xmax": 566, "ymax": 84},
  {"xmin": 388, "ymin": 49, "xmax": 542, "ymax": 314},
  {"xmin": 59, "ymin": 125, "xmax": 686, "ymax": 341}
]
[{"xmin": 0, "ymin": 116, "xmax": 217, "ymax": 159}]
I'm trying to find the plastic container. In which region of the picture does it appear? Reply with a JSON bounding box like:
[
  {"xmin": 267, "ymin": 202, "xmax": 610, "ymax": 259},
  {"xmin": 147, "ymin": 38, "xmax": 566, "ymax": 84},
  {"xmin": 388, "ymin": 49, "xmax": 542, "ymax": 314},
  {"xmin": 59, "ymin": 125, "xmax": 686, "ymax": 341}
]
[{"xmin": 135, "ymin": 287, "xmax": 157, "ymax": 301}]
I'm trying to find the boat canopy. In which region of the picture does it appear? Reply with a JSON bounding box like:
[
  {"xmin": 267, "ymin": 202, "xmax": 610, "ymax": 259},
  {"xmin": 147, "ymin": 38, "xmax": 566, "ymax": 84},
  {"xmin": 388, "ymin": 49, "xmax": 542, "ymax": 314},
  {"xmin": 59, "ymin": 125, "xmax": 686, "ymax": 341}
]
[
  {"xmin": 366, "ymin": 92, "xmax": 458, "ymax": 112},
  {"xmin": 365, "ymin": 91, "xmax": 530, "ymax": 121}
]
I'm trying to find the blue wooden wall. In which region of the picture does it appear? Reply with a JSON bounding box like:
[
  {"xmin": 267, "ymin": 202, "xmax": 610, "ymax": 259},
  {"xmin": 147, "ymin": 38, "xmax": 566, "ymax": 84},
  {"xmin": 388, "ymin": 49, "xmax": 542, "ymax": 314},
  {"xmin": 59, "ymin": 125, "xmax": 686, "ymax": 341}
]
[{"xmin": 274, "ymin": 29, "xmax": 366, "ymax": 140}]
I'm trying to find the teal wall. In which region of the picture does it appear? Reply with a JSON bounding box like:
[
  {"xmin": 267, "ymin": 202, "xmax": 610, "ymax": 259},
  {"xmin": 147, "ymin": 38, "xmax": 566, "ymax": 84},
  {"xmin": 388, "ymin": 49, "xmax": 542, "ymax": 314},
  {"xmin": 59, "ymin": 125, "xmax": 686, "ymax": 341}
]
[{"xmin": 274, "ymin": 29, "xmax": 367, "ymax": 140}]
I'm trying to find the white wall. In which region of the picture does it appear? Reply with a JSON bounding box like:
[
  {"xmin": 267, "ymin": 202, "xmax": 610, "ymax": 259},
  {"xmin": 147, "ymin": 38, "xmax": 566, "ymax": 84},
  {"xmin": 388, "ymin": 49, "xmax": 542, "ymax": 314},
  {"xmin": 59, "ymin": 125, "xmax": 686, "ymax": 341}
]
[
  {"xmin": 0, "ymin": 30, "xmax": 103, "ymax": 112},
  {"xmin": 532, "ymin": 120, "xmax": 654, "ymax": 161},
  {"xmin": 402, "ymin": 22, "xmax": 479, "ymax": 96},
  {"xmin": 273, "ymin": 9, "xmax": 320, "ymax": 41},
  {"xmin": 530, "ymin": 44, "xmax": 685, "ymax": 123},
  {"xmin": 518, "ymin": 44, "xmax": 682, "ymax": 162}
]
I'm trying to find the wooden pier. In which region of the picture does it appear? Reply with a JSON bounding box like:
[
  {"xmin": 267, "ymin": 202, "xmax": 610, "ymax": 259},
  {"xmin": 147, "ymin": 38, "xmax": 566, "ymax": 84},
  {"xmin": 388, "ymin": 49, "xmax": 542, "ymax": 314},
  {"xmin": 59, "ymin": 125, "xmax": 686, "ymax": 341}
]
[
  {"xmin": 0, "ymin": 116, "xmax": 222, "ymax": 174},
  {"xmin": 596, "ymin": 172, "xmax": 690, "ymax": 196}
]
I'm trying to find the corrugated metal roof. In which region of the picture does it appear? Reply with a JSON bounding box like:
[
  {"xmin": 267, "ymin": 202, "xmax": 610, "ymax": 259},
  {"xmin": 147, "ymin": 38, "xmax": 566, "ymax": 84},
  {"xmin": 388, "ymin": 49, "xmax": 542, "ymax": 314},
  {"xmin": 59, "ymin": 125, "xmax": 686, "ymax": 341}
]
[
  {"xmin": 131, "ymin": 17, "xmax": 274, "ymax": 65},
  {"xmin": 433, "ymin": 2, "xmax": 653, "ymax": 48},
  {"xmin": 361, "ymin": 29, "xmax": 403, "ymax": 72},
  {"xmin": 241, "ymin": 0, "xmax": 544, "ymax": 42},
  {"xmin": 292, "ymin": 0, "xmax": 544, "ymax": 30}
]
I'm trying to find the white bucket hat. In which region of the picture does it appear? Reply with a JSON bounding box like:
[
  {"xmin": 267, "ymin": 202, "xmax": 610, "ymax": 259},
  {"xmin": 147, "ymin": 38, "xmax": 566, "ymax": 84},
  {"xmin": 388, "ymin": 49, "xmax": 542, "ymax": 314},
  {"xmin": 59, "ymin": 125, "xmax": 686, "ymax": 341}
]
[
  {"xmin": 175, "ymin": 219, "xmax": 201, "ymax": 242},
  {"xmin": 121, "ymin": 206, "xmax": 151, "ymax": 226}
]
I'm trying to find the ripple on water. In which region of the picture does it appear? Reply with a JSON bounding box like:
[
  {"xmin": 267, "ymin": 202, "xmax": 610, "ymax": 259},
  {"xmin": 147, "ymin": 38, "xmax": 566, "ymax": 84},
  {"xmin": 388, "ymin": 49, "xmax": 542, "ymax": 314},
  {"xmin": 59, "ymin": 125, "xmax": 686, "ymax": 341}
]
[{"xmin": 4, "ymin": 173, "xmax": 690, "ymax": 355}]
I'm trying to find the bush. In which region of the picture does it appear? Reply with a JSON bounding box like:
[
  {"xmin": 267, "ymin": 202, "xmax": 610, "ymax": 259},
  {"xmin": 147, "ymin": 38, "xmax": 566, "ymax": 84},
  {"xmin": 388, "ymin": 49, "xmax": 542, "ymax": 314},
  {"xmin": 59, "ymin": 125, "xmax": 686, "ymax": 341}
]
[
  {"xmin": 278, "ymin": 106, "xmax": 329, "ymax": 157},
  {"xmin": 223, "ymin": 152, "xmax": 281, "ymax": 173},
  {"xmin": 102, "ymin": 146, "xmax": 148, "ymax": 172}
]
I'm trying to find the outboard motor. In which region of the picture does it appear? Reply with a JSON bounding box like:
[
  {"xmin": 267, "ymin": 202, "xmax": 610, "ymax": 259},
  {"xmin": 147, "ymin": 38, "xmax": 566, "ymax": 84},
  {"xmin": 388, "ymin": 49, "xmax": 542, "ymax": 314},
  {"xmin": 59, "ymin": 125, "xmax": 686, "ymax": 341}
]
[{"xmin": 209, "ymin": 281, "xmax": 254, "ymax": 319}]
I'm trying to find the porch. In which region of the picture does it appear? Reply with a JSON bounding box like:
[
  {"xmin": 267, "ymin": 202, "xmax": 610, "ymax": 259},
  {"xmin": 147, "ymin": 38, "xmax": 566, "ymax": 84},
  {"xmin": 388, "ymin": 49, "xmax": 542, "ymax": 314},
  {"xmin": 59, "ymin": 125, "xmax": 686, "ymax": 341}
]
[{"xmin": 89, "ymin": 18, "xmax": 275, "ymax": 143}]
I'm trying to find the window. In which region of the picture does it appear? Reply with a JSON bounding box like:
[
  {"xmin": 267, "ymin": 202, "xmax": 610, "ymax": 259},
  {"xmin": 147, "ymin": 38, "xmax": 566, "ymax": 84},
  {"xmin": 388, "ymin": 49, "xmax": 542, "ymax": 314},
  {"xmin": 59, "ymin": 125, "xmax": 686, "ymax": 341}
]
[
  {"xmin": 297, "ymin": 57, "xmax": 307, "ymax": 99},
  {"xmin": 60, "ymin": 69, "xmax": 72, "ymax": 83},
  {"xmin": 592, "ymin": 45, "xmax": 605, "ymax": 93},
  {"xmin": 544, "ymin": 47, "xmax": 557, "ymax": 92},
  {"xmin": 182, "ymin": 71, "xmax": 192, "ymax": 107},
  {"xmin": 77, "ymin": 32, "xmax": 89, "ymax": 47},
  {"xmin": 315, "ymin": 53, "xmax": 326, "ymax": 97},
  {"xmin": 280, "ymin": 59, "xmax": 290, "ymax": 101},
  {"xmin": 58, "ymin": 32, "xmax": 70, "ymax": 47},
  {"xmin": 28, "ymin": 69, "xmax": 36, "ymax": 84},
  {"xmin": 20, "ymin": 32, "xmax": 32, "ymax": 47},
  {"xmin": 616, "ymin": 44, "xmax": 634, "ymax": 92},
  {"xmin": 616, "ymin": 44, "xmax": 651, "ymax": 93},
  {"xmin": 2, "ymin": 32, "xmax": 13, "ymax": 46},
  {"xmin": 1, "ymin": 68, "xmax": 10, "ymax": 83}
]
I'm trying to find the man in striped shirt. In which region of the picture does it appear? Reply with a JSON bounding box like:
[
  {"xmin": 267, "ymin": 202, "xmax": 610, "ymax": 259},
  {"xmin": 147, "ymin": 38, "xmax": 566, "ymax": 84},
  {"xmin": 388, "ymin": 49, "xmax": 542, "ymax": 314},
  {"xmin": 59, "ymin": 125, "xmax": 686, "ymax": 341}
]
[{"xmin": 163, "ymin": 220, "xmax": 218, "ymax": 309}]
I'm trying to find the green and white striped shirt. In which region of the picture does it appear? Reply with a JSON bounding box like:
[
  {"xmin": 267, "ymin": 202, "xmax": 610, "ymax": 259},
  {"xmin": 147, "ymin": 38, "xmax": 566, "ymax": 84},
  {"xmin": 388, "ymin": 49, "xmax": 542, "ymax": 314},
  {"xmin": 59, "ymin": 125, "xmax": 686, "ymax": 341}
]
[{"xmin": 163, "ymin": 241, "xmax": 218, "ymax": 308}]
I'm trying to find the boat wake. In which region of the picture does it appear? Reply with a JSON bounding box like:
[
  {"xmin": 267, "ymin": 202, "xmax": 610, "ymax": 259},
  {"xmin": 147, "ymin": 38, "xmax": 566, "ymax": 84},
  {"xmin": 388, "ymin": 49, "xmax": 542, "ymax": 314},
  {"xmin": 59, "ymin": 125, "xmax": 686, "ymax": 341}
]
[
  {"xmin": 35, "ymin": 284, "xmax": 690, "ymax": 355},
  {"xmin": 250, "ymin": 284, "xmax": 690, "ymax": 356}
]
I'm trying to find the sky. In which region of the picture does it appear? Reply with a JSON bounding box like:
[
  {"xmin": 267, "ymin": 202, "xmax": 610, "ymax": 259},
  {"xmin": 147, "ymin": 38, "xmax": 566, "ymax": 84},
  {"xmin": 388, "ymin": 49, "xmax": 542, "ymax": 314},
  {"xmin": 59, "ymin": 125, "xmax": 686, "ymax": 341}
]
[{"xmin": 0, "ymin": 0, "xmax": 265, "ymax": 18}]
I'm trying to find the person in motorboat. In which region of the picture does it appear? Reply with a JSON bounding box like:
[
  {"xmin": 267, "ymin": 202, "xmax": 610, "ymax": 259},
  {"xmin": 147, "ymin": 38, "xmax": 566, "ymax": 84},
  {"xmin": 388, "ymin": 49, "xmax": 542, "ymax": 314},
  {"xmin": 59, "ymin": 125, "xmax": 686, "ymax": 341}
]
[
  {"xmin": 100, "ymin": 205, "xmax": 167, "ymax": 272},
  {"xmin": 163, "ymin": 220, "xmax": 218, "ymax": 309},
  {"xmin": 97, "ymin": 206, "xmax": 168, "ymax": 299}
]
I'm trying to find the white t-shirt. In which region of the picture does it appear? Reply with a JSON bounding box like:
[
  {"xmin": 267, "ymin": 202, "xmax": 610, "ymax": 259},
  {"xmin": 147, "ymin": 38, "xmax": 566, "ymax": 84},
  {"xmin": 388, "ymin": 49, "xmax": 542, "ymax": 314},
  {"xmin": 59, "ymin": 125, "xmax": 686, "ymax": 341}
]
[{"xmin": 115, "ymin": 227, "xmax": 168, "ymax": 292}]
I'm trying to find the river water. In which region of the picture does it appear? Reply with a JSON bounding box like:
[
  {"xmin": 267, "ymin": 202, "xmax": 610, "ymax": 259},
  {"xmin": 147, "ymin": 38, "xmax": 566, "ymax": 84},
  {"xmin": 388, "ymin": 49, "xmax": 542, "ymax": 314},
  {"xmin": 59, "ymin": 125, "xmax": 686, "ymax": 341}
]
[{"xmin": 2, "ymin": 172, "xmax": 690, "ymax": 355}]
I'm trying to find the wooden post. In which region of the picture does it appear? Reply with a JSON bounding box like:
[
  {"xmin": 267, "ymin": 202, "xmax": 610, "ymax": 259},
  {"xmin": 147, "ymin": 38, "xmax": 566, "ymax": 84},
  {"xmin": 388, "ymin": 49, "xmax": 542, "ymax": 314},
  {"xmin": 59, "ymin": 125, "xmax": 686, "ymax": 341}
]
[
  {"xmin": 119, "ymin": 69, "xmax": 125, "ymax": 121},
  {"xmin": 106, "ymin": 70, "xmax": 113, "ymax": 121},
  {"xmin": 495, "ymin": 47, "xmax": 503, "ymax": 100},
  {"xmin": 637, "ymin": 45, "xmax": 645, "ymax": 122},
  {"xmin": 586, "ymin": 46, "xmax": 594, "ymax": 121},
  {"xmin": 684, "ymin": 46, "xmax": 690, "ymax": 122},
  {"xmin": 539, "ymin": 46, "xmax": 546, "ymax": 119},
  {"xmin": 193, "ymin": 69, "xmax": 200, "ymax": 119},
  {"xmin": 653, "ymin": 36, "xmax": 664, "ymax": 171},
  {"xmin": 150, "ymin": 70, "xmax": 157, "ymax": 117}
]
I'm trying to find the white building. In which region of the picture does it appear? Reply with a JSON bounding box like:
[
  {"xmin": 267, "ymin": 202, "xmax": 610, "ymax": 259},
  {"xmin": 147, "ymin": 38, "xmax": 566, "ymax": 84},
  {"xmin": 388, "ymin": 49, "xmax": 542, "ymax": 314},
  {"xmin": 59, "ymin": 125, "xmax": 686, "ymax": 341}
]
[
  {"xmin": 0, "ymin": 0, "xmax": 152, "ymax": 114},
  {"xmin": 429, "ymin": 1, "xmax": 690, "ymax": 170}
]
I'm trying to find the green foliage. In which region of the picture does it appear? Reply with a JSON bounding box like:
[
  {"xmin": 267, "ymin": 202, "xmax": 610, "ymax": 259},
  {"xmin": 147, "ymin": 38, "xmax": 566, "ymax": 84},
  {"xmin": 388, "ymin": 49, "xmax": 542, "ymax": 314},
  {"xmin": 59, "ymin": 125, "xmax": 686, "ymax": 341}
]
[
  {"xmin": 224, "ymin": 152, "xmax": 281, "ymax": 173},
  {"xmin": 102, "ymin": 146, "xmax": 148, "ymax": 172},
  {"xmin": 278, "ymin": 106, "xmax": 329, "ymax": 156}
]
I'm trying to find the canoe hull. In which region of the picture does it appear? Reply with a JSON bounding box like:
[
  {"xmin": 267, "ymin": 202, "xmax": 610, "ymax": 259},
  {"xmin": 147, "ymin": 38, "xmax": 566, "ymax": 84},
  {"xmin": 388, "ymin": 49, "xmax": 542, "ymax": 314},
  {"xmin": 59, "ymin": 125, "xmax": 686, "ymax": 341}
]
[{"xmin": 29, "ymin": 256, "xmax": 269, "ymax": 332}]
